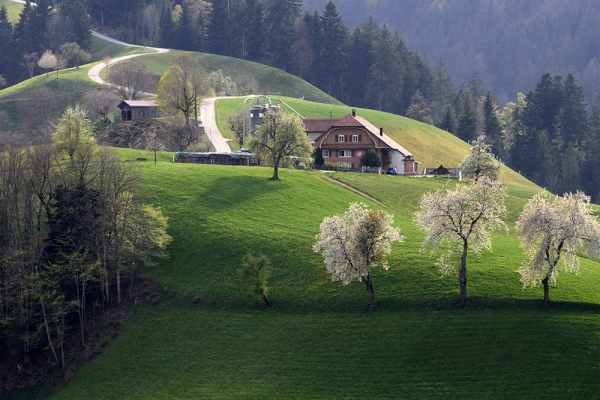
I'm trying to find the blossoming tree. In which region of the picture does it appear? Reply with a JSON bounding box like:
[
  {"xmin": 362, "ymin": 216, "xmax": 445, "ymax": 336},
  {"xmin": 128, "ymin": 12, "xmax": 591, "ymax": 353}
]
[
  {"xmin": 313, "ymin": 203, "xmax": 404, "ymax": 310},
  {"xmin": 517, "ymin": 191, "xmax": 600, "ymax": 307},
  {"xmin": 415, "ymin": 177, "xmax": 507, "ymax": 305}
]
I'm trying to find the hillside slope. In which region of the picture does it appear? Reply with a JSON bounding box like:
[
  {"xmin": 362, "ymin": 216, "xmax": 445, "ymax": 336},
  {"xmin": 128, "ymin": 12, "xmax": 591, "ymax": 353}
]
[
  {"xmin": 17, "ymin": 149, "xmax": 596, "ymax": 399},
  {"xmin": 215, "ymin": 96, "xmax": 535, "ymax": 189}
]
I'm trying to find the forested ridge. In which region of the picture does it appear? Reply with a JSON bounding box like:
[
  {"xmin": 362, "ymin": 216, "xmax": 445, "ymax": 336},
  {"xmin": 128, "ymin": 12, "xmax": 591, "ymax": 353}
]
[{"xmin": 303, "ymin": 0, "xmax": 600, "ymax": 108}]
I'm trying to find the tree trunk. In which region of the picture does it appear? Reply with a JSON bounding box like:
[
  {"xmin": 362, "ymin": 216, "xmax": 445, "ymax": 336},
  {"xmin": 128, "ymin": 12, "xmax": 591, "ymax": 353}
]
[
  {"xmin": 459, "ymin": 240, "xmax": 468, "ymax": 306},
  {"xmin": 261, "ymin": 292, "xmax": 270, "ymax": 307},
  {"xmin": 542, "ymin": 275, "xmax": 550, "ymax": 307},
  {"xmin": 364, "ymin": 274, "xmax": 377, "ymax": 310},
  {"xmin": 272, "ymin": 164, "xmax": 279, "ymax": 180}
]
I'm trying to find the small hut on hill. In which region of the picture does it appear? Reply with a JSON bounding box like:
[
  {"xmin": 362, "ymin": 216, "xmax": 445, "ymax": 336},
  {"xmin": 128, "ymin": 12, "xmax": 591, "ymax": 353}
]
[{"xmin": 118, "ymin": 100, "xmax": 160, "ymax": 121}]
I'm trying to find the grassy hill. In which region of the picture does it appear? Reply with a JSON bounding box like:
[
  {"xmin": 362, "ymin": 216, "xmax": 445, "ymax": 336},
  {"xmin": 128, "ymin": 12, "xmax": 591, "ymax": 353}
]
[
  {"xmin": 10, "ymin": 146, "xmax": 597, "ymax": 399},
  {"xmin": 214, "ymin": 96, "xmax": 535, "ymax": 189}
]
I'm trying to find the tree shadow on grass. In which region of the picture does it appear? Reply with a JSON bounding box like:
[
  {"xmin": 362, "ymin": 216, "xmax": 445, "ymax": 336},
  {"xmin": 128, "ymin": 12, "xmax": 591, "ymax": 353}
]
[
  {"xmin": 181, "ymin": 291, "xmax": 600, "ymax": 315},
  {"xmin": 199, "ymin": 174, "xmax": 286, "ymax": 214}
]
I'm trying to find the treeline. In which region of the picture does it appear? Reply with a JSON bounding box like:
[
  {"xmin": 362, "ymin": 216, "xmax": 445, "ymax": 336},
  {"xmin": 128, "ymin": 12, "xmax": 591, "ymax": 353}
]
[
  {"xmin": 303, "ymin": 0, "xmax": 600, "ymax": 108},
  {"xmin": 0, "ymin": 109, "xmax": 170, "ymax": 384},
  {"xmin": 0, "ymin": 0, "xmax": 91, "ymax": 86},
  {"xmin": 84, "ymin": 0, "xmax": 449, "ymax": 118},
  {"xmin": 442, "ymin": 72, "xmax": 600, "ymax": 202}
]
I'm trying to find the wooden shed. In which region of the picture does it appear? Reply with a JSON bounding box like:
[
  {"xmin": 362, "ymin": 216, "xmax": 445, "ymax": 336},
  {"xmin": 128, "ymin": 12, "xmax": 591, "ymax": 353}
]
[{"xmin": 118, "ymin": 100, "xmax": 160, "ymax": 121}]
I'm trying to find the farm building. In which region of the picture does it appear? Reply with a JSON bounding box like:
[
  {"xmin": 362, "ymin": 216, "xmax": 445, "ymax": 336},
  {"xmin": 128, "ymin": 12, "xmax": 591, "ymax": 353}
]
[
  {"xmin": 118, "ymin": 100, "xmax": 160, "ymax": 121},
  {"xmin": 174, "ymin": 151, "xmax": 255, "ymax": 166},
  {"xmin": 303, "ymin": 111, "xmax": 419, "ymax": 174}
]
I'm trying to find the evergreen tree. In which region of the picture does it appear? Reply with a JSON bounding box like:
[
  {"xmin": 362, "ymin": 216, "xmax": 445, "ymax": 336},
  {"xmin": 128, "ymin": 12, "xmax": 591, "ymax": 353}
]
[
  {"xmin": 482, "ymin": 91, "xmax": 503, "ymax": 158},
  {"xmin": 582, "ymin": 94, "xmax": 600, "ymax": 201},
  {"xmin": 177, "ymin": 2, "xmax": 197, "ymax": 51},
  {"xmin": 262, "ymin": 0, "xmax": 302, "ymax": 71},
  {"xmin": 159, "ymin": 2, "xmax": 176, "ymax": 48},
  {"xmin": 315, "ymin": 1, "xmax": 349, "ymax": 99},
  {"xmin": 556, "ymin": 74, "xmax": 588, "ymax": 148},
  {"xmin": 243, "ymin": 0, "xmax": 263, "ymax": 61},
  {"xmin": 431, "ymin": 60, "xmax": 456, "ymax": 123},
  {"xmin": 439, "ymin": 106, "xmax": 455, "ymax": 134},
  {"xmin": 456, "ymin": 92, "xmax": 477, "ymax": 143},
  {"xmin": 61, "ymin": 0, "xmax": 91, "ymax": 50},
  {"xmin": 0, "ymin": 6, "xmax": 17, "ymax": 84},
  {"xmin": 346, "ymin": 17, "xmax": 379, "ymax": 107},
  {"xmin": 208, "ymin": 0, "xmax": 233, "ymax": 56},
  {"xmin": 367, "ymin": 25, "xmax": 403, "ymax": 112}
]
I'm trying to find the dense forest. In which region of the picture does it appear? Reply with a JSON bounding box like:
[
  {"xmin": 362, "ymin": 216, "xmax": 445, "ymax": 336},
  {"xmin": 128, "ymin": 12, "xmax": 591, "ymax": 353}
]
[{"xmin": 303, "ymin": 0, "xmax": 600, "ymax": 108}]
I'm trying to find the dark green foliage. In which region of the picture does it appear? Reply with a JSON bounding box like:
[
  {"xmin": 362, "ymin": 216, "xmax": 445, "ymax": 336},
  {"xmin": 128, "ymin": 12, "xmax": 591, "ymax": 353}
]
[
  {"xmin": 360, "ymin": 147, "xmax": 382, "ymax": 168},
  {"xmin": 439, "ymin": 106, "xmax": 455, "ymax": 134},
  {"xmin": 314, "ymin": 148, "xmax": 324, "ymax": 167},
  {"xmin": 239, "ymin": 253, "xmax": 272, "ymax": 306},
  {"xmin": 482, "ymin": 92, "xmax": 503, "ymax": 157},
  {"xmin": 314, "ymin": 1, "xmax": 348, "ymax": 98},
  {"xmin": 61, "ymin": 0, "xmax": 92, "ymax": 50},
  {"xmin": 456, "ymin": 91, "xmax": 477, "ymax": 143},
  {"xmin": 262, "ymin": 0, "xmax": 302, "ymax": 71}
]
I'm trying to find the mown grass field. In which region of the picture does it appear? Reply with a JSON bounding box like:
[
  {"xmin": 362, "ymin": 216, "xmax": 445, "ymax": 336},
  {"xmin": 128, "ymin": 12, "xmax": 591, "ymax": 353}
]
[{"xmin": 10, "ymin": 147, "xmax": 596, "ymax": 399}]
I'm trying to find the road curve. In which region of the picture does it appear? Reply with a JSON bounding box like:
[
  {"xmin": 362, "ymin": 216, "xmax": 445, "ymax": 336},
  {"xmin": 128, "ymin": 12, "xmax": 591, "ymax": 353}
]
[
  {"xmin": 87, "ymin": 31, "xmax": 231, "ymax": 152},
  {"xmin": 201, "ymin": 98, "xmax": 231, "ymax": 152}
]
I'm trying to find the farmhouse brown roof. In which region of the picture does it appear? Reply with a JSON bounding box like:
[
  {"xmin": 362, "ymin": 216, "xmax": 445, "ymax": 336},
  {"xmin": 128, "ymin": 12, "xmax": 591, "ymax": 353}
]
[
  {"xmin": 354, "ymin": 116, "xmax": 413, "ymax": 158},
  {"xmin": 332, "ymin": 114, "xmax": 364, "ymax": 127},
  {"xmin": 303, "ymin": 118, "xmax": 338, "ymax": 133},
  {"xmin": 303, "ymin": 114, "xmax": 364, "ymax": 132}
]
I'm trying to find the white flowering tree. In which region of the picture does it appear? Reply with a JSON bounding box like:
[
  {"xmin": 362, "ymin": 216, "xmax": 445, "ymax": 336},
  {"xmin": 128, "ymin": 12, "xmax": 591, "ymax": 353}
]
[
  {"xmin": 313, "ymin": 202, "xmax": 404, "ymax": 310},
  {"xmin": 461, "ymin": 134, "xmax": 501, "ymax": 181},
  {"xmin": 517, "ymin": 191, "xmax": 600, "ymax": 307},
  {"xmin": 415, "ymin": 177, "xmax": 507, "ymax": 305}
]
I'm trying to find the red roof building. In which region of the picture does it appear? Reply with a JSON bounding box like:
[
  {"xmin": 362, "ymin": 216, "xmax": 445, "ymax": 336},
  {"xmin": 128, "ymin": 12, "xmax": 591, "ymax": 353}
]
[{"xmin": 303, "ymin": 111, "xmax": 418, "ymax": 174}]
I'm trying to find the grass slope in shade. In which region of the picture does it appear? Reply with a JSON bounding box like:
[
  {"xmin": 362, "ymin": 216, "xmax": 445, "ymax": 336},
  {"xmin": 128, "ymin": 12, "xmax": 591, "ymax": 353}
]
[{"xmin": 43, "ymin": 157, "xmax": 600, "ymax": 399}]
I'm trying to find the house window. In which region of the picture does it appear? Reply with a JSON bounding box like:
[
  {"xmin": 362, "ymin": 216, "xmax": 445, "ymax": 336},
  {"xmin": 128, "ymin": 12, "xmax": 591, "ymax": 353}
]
[
  {"xmin": 352, "ymin": 135, "xmax": 359, "ymax": 142},
  {"xmin": 338, "ymin": 150, "xmax": 352, "ymax": 157},
  {"xmin": 382, "ymin": 149, "xmax": 389, "ymax": 156},
  {"xmin": 338, "ymin": 135, "xmax": 345, "ymax": 142},
  {"xmin": 322, "ymin": 149, "xmax": 329, "ymax": 157}
]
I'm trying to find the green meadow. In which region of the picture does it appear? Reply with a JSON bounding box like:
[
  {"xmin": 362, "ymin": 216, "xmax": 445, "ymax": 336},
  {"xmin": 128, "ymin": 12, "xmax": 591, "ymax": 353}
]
[
  {"xmin": 2, "ymin": 33, "xmax": 599, "ymax": 399},
  {"xmin": 10, "ymin": 146, "xmax": 594, "ymax": 399}
]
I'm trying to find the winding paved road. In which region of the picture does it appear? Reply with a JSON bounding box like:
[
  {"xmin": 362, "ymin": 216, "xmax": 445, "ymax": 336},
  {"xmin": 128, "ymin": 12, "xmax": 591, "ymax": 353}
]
[{"xmin": 87, "ymin": 30, "xmax": 231, "ymax": 152}]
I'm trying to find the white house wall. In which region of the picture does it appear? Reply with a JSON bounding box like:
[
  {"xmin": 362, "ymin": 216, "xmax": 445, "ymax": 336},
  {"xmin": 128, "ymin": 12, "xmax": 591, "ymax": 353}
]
[{"xmin": 389, "ymin": 150, "xmax": 406, "ymax": 174}]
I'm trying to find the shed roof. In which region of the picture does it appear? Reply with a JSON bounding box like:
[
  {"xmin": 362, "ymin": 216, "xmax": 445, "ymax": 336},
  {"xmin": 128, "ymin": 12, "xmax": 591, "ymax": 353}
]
[{"xmin": 118, "ymin": 100, "xmax": 157, "ymax": 108}]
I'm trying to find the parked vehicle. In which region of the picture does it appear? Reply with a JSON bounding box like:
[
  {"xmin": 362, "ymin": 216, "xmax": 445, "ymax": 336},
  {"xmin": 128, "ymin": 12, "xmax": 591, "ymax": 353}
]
[{"xmin": 387, "ymin": 167, "xmax": 398, "ymax": 175}]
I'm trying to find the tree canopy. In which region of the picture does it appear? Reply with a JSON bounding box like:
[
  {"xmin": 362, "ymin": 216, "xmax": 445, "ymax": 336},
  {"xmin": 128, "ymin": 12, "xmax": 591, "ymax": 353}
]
[
  {"xmin": 314, "ymin": 202, "xmax": 403, "ymax": 310},
  {"xmin": 517, "ymin": 191, "xmax": 600, "ymax": 306},
  {"xmin": 461, "ymin": 134, "xmax": 501, "ymax": 181},
  {"xmin": 415, "ymin": 178, "xmax": 507, "ymax": 305},
  {"xmin": 248, "ymin": 111, "xmax": 313, "ymax": 180}
]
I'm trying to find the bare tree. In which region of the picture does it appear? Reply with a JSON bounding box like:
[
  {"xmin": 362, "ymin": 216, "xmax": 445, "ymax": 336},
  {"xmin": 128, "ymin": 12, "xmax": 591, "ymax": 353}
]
[
  {"xmin": 415, "ymin": 178, "xmax": 507, "ymax": 305},
  {"xmin": 81, "ymin": 88, "xmax": 120, "ymax": 123},
  {"xmin": 139, "ymin": 4, "xmax": 160, "ymax": 46},
  {"xmin": 227, "ymin": 111, "xmax": 244, "ymax": 147},
  {"xmin": 165, "ymin": 116, "xmax": 199, "ymax": 151},
  {"xmin": 108, "ymin": 59, "xmax": 157, "ymax": 100},
  {"xmin": 22, "ymin": 53, "xmax": 38, "ymax": 79},
  {"xmin": 0, "ymin": 74, "xmax": 6, "ymax": 88}
]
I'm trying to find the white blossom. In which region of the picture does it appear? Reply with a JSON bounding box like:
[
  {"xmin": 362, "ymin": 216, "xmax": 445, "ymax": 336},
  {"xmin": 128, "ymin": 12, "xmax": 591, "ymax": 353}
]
[
  {"xmin": 517, "ymin": 191, "xmax": 600, "ymax": 305},
  {"xmin": 313, "ymin": 203, "xmax": 403, "ymax": 309}
]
